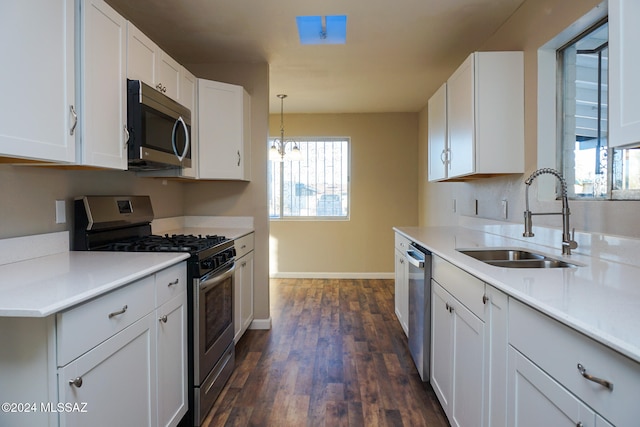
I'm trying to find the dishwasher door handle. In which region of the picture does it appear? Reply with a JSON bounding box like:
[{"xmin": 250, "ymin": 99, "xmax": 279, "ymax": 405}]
[{"xmin": 406, "ymin": 250, "xmax": 425, "ymax": 268}]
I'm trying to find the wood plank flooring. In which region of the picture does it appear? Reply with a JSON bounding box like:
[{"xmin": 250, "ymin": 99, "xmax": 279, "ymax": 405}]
[{"xmin": 202, "ymin": 278, "xmax": 449, "ymax": 427}]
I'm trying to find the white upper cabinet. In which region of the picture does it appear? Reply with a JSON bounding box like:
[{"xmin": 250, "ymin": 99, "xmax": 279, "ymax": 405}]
[
  {"xmin": 177, "ymin": 67, "xmax": 198, "ymax": 178},
  {"xmin": 428, "ymin": 83, "xmax": 447, "ymax": 181},
  {"xmin": 609, "ymin": 0, "xmax": 640, "ymax": 148},
  {"xmin": 126, "ymin": 23, "xmax": 181, "ymax": 102},
  {"xmin": 429, "ymin": 51, "xmax": 524, "ymax": 181},
  {"xmin": 197, "ymin": 79, "xmax": 251, "ymax": 181},
  {"xmin": 77, "ymin": 0, "xmax": 127, "ymax": 169},
  {"xmin": 0, "ymin": 0, "xmax": 76, "ymax": 163}
]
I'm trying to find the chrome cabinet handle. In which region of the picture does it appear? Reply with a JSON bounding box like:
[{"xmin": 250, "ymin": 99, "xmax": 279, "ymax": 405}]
[
  {"xmin": 577, "ymin": 363, "xmax": 613, "ymax": 390},
  {"xmin": 237, "ymin": 150, "xmax": 241, "ymax": 166},
  {"xmin": 69, "ymin": 105, "xmax": 78, "ymax": 136},
  {"xmin": 168, "ymin": 278, "xmax": 179, "ymax": 287},
  {"xmin": 482, "ymin": 294, "xmax": 489, "ymax": 304},
  {"xmin": 440, "ymin": 149, "xmax": 446, "ymax": 165},
  {"xmin": 108, "ymin": 305, "xmax": 128, "ymax": 319},
  {"xmin": 159, "ymin": 315, "xmax": 168, "ymax": 323},
  {"xmin": 69, "ymin": 377, "xmax": 83, "ymax": 388},
  {"xmin": 445, "ymin": 302, "xmax": 454, "ymax": 313}
]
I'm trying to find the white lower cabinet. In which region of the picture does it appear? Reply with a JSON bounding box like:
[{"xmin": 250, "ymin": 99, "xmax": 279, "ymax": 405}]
[
  {"xmin": 431, "ymin": 281, "xmax": 485, "ymax": 427},
  {"xmin": 156, "ymin": 293, "xmax": 188, "ymax": 427},
  {"xmin": 234, "ymin": 232, "xmax": 255, "ymax": 343},
  {"xmin": 0, "ymin": 262, "xmax": 187, "ymax": 427},
  {"xmin": 430, "ymin": 255, "xmax": 507, "ymax": 427},
  {"xmin": 58, "ymin": 313, "xmax": 157, "ymax": 427},
  {"xmin": 394, "ymin": 232, "xmax": 410, "ymax": 336},
  {"xmin": 508, "ymin": 346, "xmax": 595, "ymax": 427},
  {"xmin": 508, "ymin": 298, "xmax": 639, "ymax": 427}
]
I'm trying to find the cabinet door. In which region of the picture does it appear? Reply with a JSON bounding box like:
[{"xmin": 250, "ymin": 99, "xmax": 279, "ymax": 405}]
[
  {"xmin": 428, "ymin": 83, "xmax": 448, "ymax": 181},
  {"xmin": 508, "ymin": 346, "xmax": 595, "ymax": 427},
  {"xmin": 394, "ymin": 249, "xmax": 408, "ymax": 336},
  {"xmin": 431, "ymin": 281, "xmax": 453, "ymax": 414},
  {"xmin": 447, "ymin": 54, "xmax": 475, "ymax": 178},
  {"xmin": 240, "ymin": 251, "xmax": 255, "ymax": 335},
  {"xmin": 234, "ymin": 251, "xmax": 255, "ymax": 343},
  {"xmin": 0, "ymin": 0, "xmax": 76, "ymax": 163},
  {"xmin": 157, "ymin": 293, "xmax": 188, "ymax": 427},
  {"xmin": 609, "ymin": 0, "xmax": 640, "ymax": 148},
  {"xmin": 450, "ymin": 295, "xmax": 485, "ymax": 427},
  {"xmin": 157, "ymin": 52, "xmax": 181, "ymax": 101},
  {"xmin": 58, "ymin": 314, "xmax": 157, "ymax": 427},
  {"xmin": 483, "ymin": 286, "xmax": 508, "ymax": 427},
  {"xmin": 197, "ymin": 79, "xmax": 249, "ymax": 180},
  {"xmin": 79, "ymin": 0, "xmax": 127, "ymax": 169},
  {"xmin": 178, "ymin": 67, "xmax": 198, "ymax": 178},
  {"xmin": 127, "ymin": 23, "xmax": 157, "ymax": 85}
]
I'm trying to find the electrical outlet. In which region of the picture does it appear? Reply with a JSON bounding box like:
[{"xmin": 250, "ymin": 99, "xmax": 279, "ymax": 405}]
[
  {"xmin": 502, "ymin": 199, "xmax": 508, "ymax": 219},
  {"xmin": 55, "ymin": 200, "xmax": 66, "ymax": 224}
]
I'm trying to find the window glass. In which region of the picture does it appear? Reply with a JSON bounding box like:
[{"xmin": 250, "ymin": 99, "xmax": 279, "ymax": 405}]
[
  {"xmin": 559, "ymin": 20, "xmax": 640, "ymax": 200},
  {"xmin": 268, "ymin": 138, "xmax": 350, "ymax": 219}
]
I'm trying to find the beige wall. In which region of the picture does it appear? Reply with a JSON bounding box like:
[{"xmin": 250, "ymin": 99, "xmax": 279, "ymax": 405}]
[
  {"xmin": 268, "ymin": 113, "xmax": 419, "ymax": 276},
  {"xmin": 420, "ymin": 0, "xmax": 640, "ymax": 238}
]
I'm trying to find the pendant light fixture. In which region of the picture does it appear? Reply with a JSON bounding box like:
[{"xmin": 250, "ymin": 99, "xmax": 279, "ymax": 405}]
[{"xmin": 270, "ymin": 94, "xmax": 302, "ymax": 162}]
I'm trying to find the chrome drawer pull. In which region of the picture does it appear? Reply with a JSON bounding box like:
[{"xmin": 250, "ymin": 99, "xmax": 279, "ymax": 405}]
[
  {"xmin": 69, "ymin": 377, "xmax": 83, "ymax": 388},
  {"xmin": 108, "ymin": 305, "xmax": 128, "ymax": 319},
  {"xmin": 159, "ymin": 315, "xmax": 168, "ymax": 323},
  {"xmin": 168, "ymin": 278, "xmax": 179, "ymax": 287},
  {"xmin": 577, "ymin": 363, "xmax": 613, "ymax": 390}
]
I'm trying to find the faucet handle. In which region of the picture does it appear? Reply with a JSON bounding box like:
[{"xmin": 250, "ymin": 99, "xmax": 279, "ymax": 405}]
[{"xmin": 569, "ymin": 228, "xmax": 578, "ymax": 249}]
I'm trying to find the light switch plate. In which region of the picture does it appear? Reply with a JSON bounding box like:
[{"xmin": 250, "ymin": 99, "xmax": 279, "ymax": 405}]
[{"xmin": 55, "ymin": 200, "xmax": 66, "ymax": 224}]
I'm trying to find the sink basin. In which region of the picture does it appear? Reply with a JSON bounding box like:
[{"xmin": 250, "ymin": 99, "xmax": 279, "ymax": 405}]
[{"xmin": 457, "ymin": 248, "xmax": 579, "ymax": 269}]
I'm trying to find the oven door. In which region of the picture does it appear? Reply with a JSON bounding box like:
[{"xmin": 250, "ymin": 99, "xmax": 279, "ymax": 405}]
[{"xmin": 196, "ymin": 262, "xmax": 235, "ymax": 384}]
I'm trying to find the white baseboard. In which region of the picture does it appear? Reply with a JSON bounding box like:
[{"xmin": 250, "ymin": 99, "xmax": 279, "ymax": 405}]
[
  {"xmin": 269, "ymin": 272, "xmax": 394, "ymax": 279},
  {"xmin": 249, "ymin": 317, "xmax": 272, "ymax": 330}
]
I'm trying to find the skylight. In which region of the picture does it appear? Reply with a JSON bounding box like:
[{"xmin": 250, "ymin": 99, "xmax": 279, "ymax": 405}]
[{"xmin": 296, "ymin": 15, "xmax": 347, "ymax": 45}]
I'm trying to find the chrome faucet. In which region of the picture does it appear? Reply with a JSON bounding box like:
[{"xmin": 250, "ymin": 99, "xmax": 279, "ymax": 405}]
[{"xmin": 523, "ymin": 168, "xmax": 578, "ymax": 255}]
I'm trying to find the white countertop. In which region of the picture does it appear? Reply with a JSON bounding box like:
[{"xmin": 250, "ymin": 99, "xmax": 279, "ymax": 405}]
[
  {"xmin": 394, "ymin": 226, "xmax": 640, "ymax": 364},
  {"xmin": 0, "ymin": 251, "xmax": 189, "ymax": 317}
]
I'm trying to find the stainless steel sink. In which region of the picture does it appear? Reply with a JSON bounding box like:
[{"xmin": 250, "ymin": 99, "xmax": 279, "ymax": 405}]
[{"xmin": 457, "ymin": 248, "xmax": 579, "ymax": 268}]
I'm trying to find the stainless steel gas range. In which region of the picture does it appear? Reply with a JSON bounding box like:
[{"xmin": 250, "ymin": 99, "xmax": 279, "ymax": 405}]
[{"xmin": 73, "ymin": 195, "xmax": 235, "ymax": 426}]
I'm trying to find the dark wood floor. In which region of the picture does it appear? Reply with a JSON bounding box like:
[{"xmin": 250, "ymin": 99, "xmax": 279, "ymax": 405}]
[{"xmin": 202, "ymin": 278, "xmax": 449, "ymax": 427}]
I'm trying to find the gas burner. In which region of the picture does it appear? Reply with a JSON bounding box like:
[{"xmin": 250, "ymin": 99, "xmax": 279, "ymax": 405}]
[{"xmin": 100, "ymin": 234, "xmax": 228, "ymax": 254}]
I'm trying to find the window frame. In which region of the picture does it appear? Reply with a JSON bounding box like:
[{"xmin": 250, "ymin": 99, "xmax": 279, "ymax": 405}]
[{"xmin": 267, "ymin": 137, "xmax": 351, "ymax": 221}]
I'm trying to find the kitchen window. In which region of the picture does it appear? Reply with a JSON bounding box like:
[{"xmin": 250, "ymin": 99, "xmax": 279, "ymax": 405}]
[
  {"xmin": 268, "ymin": 138, "xmax": 350, "ymax": 219},
  {"xmin": 559, "ymin": 19, "xmax": 640, "ymax": 200}
]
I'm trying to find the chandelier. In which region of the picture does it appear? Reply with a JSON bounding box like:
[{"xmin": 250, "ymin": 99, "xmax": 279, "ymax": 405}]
[{"xmin": 269, "ymin": 94, "xmax": 302, "ymax": 162}]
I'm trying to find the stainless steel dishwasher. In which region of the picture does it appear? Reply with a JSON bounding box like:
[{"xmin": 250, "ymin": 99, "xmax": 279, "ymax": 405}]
[{"xmin": 406, "ymin": 242, "xmax": 432, "ymax": 382}]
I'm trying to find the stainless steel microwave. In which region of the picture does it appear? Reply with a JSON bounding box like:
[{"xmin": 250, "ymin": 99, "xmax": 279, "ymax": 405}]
[{"xmin": 126, "ymin": 79, "xmax": 191, "ymax": 170}]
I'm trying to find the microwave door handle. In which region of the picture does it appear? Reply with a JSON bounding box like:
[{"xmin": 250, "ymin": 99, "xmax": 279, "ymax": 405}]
[{"xmin": 172, "ymin": 116, "xmax": 190, "ymax": 163}]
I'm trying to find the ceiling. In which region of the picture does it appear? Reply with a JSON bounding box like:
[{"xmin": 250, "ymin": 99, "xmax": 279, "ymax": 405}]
[{"xmin": 106, "ymin": 0, "xmax": 526, "ymax": 114}]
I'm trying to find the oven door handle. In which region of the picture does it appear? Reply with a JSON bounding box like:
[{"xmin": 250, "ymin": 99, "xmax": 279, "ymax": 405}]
[{"xmin": 199, "ymin": 263, "xmax": 235, "ymax": 293}]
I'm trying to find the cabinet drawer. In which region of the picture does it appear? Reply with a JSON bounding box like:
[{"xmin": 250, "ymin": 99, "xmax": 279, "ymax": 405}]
[
  {"xmin": 509, "ymin": 299, "xmax": 640, "ymax": 427},
  {"xmin": 156, "ymin": 262, "xmax": 187, "ymax": 306},
  {"xmin": 56, "ymin": 276, "xmax": 155, "ymax": 366},
  {"xmin": 235, "ymin": 233, "xmax": 254, "ymax": 259},
  {"xmin": 394, "ymin": 232, "xmax": 411, "ymax": 253},
  {"xmin": 432, "ymin": 255, "xmax": 485, "ymax": 319}
]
